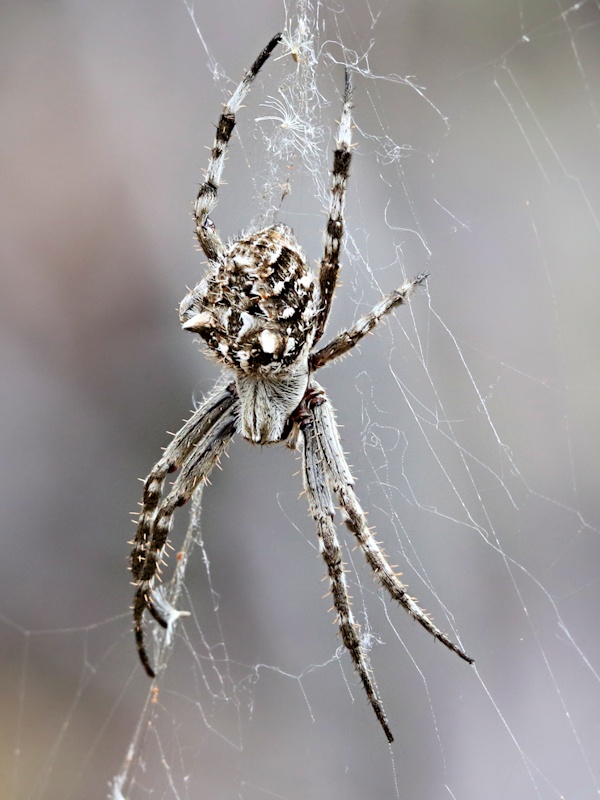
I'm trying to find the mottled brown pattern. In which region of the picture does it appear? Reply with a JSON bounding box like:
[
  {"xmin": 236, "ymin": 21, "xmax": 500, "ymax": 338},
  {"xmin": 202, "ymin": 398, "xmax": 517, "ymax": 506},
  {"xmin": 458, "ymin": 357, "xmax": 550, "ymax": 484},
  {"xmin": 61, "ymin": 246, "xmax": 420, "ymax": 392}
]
[{"xmin": 180, "ymin": 225, "xmax": 317, "ymax": 373}]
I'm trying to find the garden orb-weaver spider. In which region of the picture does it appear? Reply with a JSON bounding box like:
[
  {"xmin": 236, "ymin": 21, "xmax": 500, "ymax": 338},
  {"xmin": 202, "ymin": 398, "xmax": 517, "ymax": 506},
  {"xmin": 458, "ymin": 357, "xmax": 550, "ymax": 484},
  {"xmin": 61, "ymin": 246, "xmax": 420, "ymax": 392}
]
[{"xmin": 130, "ymin": 33, "xmax": 473, "ymax": 743}]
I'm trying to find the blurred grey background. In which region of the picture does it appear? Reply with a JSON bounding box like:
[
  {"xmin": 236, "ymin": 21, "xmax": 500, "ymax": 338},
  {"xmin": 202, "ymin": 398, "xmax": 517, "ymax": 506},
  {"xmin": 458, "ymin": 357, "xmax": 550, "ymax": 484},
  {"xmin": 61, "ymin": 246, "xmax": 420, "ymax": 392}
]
[{"xmin": 1, "ymin": 1, "xmax": 599, "ymax": 799}]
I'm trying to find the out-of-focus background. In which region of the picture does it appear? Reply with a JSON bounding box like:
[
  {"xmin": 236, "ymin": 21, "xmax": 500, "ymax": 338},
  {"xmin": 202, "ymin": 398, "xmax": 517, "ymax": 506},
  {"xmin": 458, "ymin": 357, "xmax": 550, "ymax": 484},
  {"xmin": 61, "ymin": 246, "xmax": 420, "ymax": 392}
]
[{"xmin": 1, "ymin": 1, "xmax": 599, "ymax": 798}]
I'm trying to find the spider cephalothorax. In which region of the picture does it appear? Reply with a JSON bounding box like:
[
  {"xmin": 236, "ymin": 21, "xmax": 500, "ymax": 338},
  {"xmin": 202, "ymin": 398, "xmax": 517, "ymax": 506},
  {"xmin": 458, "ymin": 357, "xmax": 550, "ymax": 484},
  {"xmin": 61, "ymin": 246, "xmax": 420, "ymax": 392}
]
[{"xmin": 130, "ymin": 33, "xmax": 473, "ymax": 743}]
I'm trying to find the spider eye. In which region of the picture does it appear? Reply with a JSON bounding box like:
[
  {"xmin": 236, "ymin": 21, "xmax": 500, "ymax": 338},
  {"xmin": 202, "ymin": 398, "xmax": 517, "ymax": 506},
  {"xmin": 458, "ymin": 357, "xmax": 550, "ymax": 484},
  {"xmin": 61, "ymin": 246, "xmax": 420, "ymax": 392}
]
[{"xmin": 203, "ymin": 217, "xmax": 216, "ymax": 233}]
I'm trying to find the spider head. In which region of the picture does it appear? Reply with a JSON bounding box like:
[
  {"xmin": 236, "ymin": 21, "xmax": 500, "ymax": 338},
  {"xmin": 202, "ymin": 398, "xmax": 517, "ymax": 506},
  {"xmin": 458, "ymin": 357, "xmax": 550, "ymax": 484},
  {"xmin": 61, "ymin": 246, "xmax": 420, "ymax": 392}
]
[{"xmin": 180, "ymin": 224, "xmax": 318, "ymax": 442}]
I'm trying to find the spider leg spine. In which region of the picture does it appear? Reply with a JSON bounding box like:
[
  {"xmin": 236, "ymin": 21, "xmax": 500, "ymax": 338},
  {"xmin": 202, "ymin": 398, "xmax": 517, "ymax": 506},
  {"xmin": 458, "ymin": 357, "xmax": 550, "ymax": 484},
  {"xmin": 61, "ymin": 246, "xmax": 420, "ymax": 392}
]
[
  {"xmin": 311, "ymin": 272, "xmax": 429, "ymax": 371},
  {"xmin": 308, "ymin": 384, "xmax": 473, "ymax": 665},
  {"xmin": 130, "ymin": 385, "xmax": 235, "ymax": 581},
  {"xmin": 132, "ymin": 399, "xmax": 238, "ymax": 678},
  {"xmin": 135, "ymin": 409, "xmax": 238, "ymax": 585},
  {"xmin": 194, "ymin": 33, "xmax": 282, "ymax": 261},
  {"xmin": 314, "ymin": 69, "xmax": 354, "ymax": 345},
  {"xmin": 300, "ymin": 400, "xmax": 394, "ymax": 743}
]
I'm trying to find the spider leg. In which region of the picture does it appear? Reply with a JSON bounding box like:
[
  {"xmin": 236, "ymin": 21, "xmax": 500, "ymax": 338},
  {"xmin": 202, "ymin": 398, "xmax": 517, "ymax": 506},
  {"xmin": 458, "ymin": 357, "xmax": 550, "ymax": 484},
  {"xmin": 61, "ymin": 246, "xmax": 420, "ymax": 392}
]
[
  {"xmin": 313, "ymin": 69, "xmax": 353, "ymax": 345},
  {"xmin": 307, "ymin": 381, "xmax": 474, "ymax": 665},
  {"xmin": 130, "ymin": 383, "xmax": 237, "ymax": 582},
  {"xmin": 194, "ymin": 33, "xmax": 282, "ymax": 262},
  {"xmin": 311, "ymin": 272, "xmax": 429, "ymax": 370},
  {"xmin": 133, "ymin": 404, "xmax": 239, "ymax": 678},
  {"xmin": 299, "ymin": 399, "xmax": 394, "ymax": 743}
]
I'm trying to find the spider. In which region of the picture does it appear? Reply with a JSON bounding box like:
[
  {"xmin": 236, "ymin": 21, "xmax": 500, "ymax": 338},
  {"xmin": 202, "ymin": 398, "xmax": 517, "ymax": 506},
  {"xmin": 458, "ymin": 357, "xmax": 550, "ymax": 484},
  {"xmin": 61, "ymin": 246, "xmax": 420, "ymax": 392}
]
[{"xmin": 130, "ymin": 33, "xmax": 473, "ymax": 743}]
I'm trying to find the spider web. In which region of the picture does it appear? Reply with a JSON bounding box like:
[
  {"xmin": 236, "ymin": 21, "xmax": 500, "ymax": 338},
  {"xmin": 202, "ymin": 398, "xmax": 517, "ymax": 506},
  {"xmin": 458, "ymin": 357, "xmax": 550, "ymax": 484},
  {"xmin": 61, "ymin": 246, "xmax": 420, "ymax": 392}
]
[{"xmin": 1, "ymin": 0, "xmax": 599, "ymax": 798}]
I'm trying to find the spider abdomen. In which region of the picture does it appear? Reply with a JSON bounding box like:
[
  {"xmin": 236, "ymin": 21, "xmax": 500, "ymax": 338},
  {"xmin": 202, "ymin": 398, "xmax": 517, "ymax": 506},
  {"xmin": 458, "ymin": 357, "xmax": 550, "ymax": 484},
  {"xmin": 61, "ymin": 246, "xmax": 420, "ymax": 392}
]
[{"xmin": 180, "ymin": 224, "xmax": 318, "ymax": 377}]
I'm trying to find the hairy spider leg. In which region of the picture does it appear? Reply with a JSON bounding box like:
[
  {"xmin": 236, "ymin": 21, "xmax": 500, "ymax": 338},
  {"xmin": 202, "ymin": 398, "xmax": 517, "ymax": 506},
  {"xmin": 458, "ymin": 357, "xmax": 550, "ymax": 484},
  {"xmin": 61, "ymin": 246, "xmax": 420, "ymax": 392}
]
[
  {"xmin": 314, "ymin": 69, "xmax": 353, "ymax": 345},
  {"xmin": 133, "ymin": 404, "xmax": 239, "ymax": 678},
  {"xmin": 131, "ymin": 384, "xmax": 237, "ymax": 582},
  {"xmin": 310, "ymin": 272, "xmax": 429, "ymax": 371},
  {"xmin": 194, "ymin": 33, "xmax": 282, "ymax": 262},
  {"xmin": 308, "ymin": 382, "xmax": 474, "ymax": 665},
  {"xmin": 300, "ymin": 400, "xmax": 394, "ymax": 743},
  {"xmin": 130, "ymin": 34, "xmax": 472, "ymax": 743}
]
